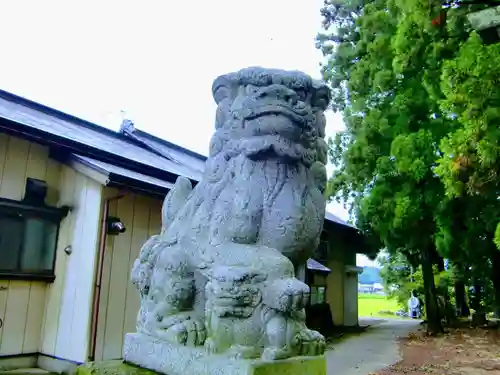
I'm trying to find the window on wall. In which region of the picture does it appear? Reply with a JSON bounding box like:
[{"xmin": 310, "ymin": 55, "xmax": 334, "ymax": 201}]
[
  {"xmin": 310, "ymin": 286, "xmax": 326, "ymax": 305},
  {"xmin": 0, "ymin": 198, "xmax": 68, "ymax": 281}
]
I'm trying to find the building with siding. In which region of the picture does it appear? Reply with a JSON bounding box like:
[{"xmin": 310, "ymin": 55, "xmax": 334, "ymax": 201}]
[{"xmin": 0, "ymin": 89, "xmax": 367, "ymax": 372}]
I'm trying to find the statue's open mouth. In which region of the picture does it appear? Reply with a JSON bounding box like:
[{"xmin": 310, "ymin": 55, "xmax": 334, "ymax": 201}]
[
  {"xmin": 238, "ymin": 103, "xmax": 315, "ymax": 164},
  {"xmin": 245, "ymin": 104, "xmax": 308, "ymax": 127}
]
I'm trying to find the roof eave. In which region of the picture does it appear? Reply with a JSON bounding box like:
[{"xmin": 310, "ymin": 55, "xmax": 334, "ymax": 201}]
[
  {"xmin": 54, "ymin": 152, "xmax": 171, "ymax": 199},
  {"xmin": 0, "ymin": 119, "xmax": 191, "ymax": 186},
  {"xmin": 106, "ymin": 179, "xmax": 168, "ymax": 199},
  {"xmin": 107, "ymin": 173, "xmax": 170, "ymax": 198},
  {"xmin": 67, "ymin": 155, "xmax": 111, "ymax": 186}
]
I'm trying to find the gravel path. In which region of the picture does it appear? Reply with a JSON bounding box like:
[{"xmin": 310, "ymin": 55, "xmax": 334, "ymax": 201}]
[{"xmin": 326, "ymin": 318, "xmax": 421, "ymax": 375}]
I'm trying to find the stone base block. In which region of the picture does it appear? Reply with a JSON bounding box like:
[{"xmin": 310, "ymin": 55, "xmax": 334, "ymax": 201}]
[
  {"xmin": 122, "ymin": 332, "xmax": 326, "ymax": 375},
  {"xmin": 76, "ymin": 360, "xmax": 157, "ymax": 375}
]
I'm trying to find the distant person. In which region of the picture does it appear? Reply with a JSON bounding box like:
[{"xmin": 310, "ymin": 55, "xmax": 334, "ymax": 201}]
[{"xmin": 407, "ymin": 291, "xmax": 420, "ymax": 319}]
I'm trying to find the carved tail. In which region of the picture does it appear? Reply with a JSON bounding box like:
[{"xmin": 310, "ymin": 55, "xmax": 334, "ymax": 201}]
[{"xmin": 161, "ymin": 176, "xmax": 193, "ymax": 234}]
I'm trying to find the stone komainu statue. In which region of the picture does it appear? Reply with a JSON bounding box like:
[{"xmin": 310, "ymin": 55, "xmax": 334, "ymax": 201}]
[{"xmin": 129, "ymin": 67, "xmax": 331, "ymax": 361}]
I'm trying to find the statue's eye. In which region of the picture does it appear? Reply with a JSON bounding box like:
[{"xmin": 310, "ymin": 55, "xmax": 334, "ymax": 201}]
[{"xmin": 245, "ymin": 85, "xmax": 259, "ymax": 95}]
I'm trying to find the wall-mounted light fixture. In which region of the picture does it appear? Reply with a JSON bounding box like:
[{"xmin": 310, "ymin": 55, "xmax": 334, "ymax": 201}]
[{"xmin": 106, "ymin": 216, "xmax": 127, "ymax": 235}]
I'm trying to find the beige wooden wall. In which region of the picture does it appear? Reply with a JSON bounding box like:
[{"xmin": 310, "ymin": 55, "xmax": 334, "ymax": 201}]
[
  {"xmin": 326, "ymin": 258, "xmax": 345, "ymax": 326},
  {"xmin": 0, "ymin": 133, "xmax": 103, "ymax": 363},
  {"xmin": 0, "ymin": 133, "xmax": 60, "ymax": 356},
  {"xmin": 93, "ymin": 189, "xmax": 162, "ymax": 361},
  {"xmin": 324, "ymin": 231, "xmax": 348, "ymax": 326},
  {"xmin": 324, "ymin": 232, "xmax": 359, "ymax": 327},
  {"xmin": 40, "ymin": 165, "xmax": 102, "ymax": 363}
]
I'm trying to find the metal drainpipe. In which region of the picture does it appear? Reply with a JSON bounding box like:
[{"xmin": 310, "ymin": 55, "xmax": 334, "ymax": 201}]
[{"xmin": 88, "ymin": 194, "xmax": 124, "ymax": 361}]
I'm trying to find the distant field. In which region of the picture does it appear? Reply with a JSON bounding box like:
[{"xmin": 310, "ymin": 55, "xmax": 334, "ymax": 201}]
[{"xmin": 358, "ymin": 292, "xmax": 403, "ymax": 318}]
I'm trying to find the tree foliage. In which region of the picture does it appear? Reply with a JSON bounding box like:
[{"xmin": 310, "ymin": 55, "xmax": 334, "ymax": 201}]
[
  {"xmin": 435, "ymin": 27, "xmax": 500, "ymax": 313},
  {"xmin": 436, "ymin": 33, "xmax": 500, "ymax": 237},
  {"xmin": 316, "ymin": 0, "xmax": 500, "ymax": 331},
  {"xmin": 378, "ymin": 253, "xmax": 453, "ymax": 312},
  {"xmin": 317, "ymin": 0, "xmax": 451, "ymax": 333}
]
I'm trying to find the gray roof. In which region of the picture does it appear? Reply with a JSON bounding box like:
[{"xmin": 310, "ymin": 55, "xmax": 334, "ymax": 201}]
[
  {"xmin": 307, "ymin": 258, "xmax": 331, "ymax": 273},
  {"xmin": 69, "ymin": 154, "xmax": 175, "ymax": 194},
  {"xmin": 0, "ymin": 88, "xmax": 357, "ymax": 231},
  {"xmin": 325, "ymin": 211, "xmax": 357, "ymax": 230},
  {"xmin": 119, "ymin": 120, "xmax": 206, "ymax": 178},
  {"xmin": 0, "ymin": 90, "xmax": 200, "ymax": 182}
]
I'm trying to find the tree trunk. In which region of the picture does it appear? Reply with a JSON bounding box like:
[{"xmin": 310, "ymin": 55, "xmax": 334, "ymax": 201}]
[
  {"xmin": 454, "ymin": 279, "xmax": 470, "ymax": 317},
  {"xmin": 436, "ymin": 257, "xmax": 454, "ymax": 323},
  {"xmin": 472, "ymin": 312, "xmax": 487, "ymax": 326},
  {"xmin": 470, "ymin": 280, "xmax": 487, "ymax": 326},
  {"xmin": 437, "ymin": 257, "xmax": 445, "ymax": 272},
  {"xmin": 490, "ymin": 251, "xmax": 500, "ymax": 318},
  {"xmin": 421, "ymin": 247, "xmax": 443, "ymax": 334},
  {"xmin": 470, "ymin": 281, "xmax": 482, "ymax": 311}
]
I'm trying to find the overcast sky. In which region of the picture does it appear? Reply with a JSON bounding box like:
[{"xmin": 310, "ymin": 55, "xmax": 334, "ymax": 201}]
[{"xmin": 0, "ymin": 1, "xmax": 375, "ymax": 267}]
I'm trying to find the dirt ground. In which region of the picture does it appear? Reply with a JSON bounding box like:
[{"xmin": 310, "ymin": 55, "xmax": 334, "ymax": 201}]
[{"xmin": 374, "ymin": 322, "xmax": 500, "ymax": 375}]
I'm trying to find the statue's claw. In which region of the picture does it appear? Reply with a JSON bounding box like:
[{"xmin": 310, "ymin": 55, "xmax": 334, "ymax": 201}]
[
  {"xmin": 295, "ymin": 328, "xmax": 326, "ymax": 356},
  {"xmin": 204, "ymin": 337, "xmax": 217, "ymax": 355},
  {"xmin": 163, "ymin": 318, "xmax": 207, "ymax": 347},
  {"xmin": 261, "ymin": 346, "xmax": 293, "ymax": 361}
]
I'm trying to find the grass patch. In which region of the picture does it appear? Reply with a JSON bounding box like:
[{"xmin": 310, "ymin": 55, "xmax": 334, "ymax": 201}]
[{"xmin": 358, "ymin": 292, "xmax": 405, "ymax": 318}]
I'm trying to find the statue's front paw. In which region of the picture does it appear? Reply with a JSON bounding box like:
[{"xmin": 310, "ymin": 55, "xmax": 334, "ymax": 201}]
[
  {"xmin": 227, "ymin": 344, "xmax": 260, "ymax": 359},
  {"xmin": 164, "ymin": 318, "xmax": 207, "ymax": 347},
  {"xmin": 261, "ymin": 346, "xmax": 293, "ymax": 361},
  {"xmin": 294, "ymin": 328, "xmax": 326, "ymax": 356},
  {"xmin": 262, "ymin": 278, "xmax": 310, "ymax": 312}
]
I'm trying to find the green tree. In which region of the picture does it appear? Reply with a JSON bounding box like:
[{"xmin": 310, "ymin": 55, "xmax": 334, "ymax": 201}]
[
  {"xmin": 434, "ymin": 30, "xmax": 500, "ymax": 314},
  {"xmin": 316, "ymin": 0, "xmax": 475, "ymax": 333},
  {"xmin": 435, "ymin": 193, "xmax": 497, "ymax": 315},
  {"xmin": 378, "ymin": 252, "xmax": 454, "ymax": 316},
  {"xmin": 378, "ymin": 252, "xmax": 415, "ymax": 306}
]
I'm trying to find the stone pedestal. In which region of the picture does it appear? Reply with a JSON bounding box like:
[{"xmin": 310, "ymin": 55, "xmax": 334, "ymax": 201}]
[
  {"xmin": 121, "ymin": 333, "xmax": 326, "ymax": 375},
  {"xmin": 76, "ymin": 360, "xmax": 157, "ymax": 375}
]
